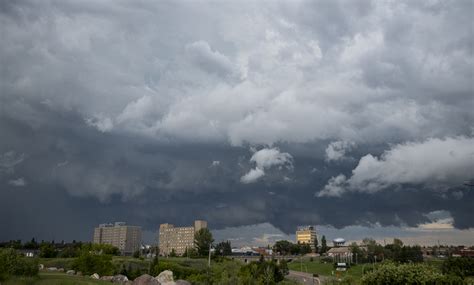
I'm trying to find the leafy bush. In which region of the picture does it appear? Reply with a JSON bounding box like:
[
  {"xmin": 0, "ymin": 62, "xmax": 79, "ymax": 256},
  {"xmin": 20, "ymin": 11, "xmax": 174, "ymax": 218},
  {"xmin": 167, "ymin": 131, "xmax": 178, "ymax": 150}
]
[
  {"xmin": 361, "ymin": 262, "xmax": 464, "ymax": 285},
  {"xmin": 0, "ymin": 249, "xmax": 38, "ymax": 281},
  {"xmin": 72, "ymin": 251, "xmax": 114, "ymax": 276},
  {"xmin": 442, "ymin": 257, "xmax": 474, "ymax": 278}
]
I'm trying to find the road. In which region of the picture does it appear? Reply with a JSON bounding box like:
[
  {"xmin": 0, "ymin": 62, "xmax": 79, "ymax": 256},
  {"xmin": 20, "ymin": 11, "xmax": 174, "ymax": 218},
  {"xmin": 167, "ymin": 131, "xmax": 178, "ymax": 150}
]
[{"xmin": 287, "ymin": 270, "xmax": 323, "ymax": 285}]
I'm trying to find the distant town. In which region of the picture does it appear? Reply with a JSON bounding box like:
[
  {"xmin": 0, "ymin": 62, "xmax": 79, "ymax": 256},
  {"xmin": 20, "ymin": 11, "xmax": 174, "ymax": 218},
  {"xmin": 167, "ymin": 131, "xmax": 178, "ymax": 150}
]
[{"xmin": 1, "ymin": 220, "xmax": 473, "ymax": 284}]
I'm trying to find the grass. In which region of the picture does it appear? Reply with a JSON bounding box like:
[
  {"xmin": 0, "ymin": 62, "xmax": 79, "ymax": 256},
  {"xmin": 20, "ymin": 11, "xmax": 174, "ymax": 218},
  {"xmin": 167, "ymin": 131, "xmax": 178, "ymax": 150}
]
[
  {"xmin": 3, "ymin": 272, "xmax": 111, "ymax": 285},
  {"xmin": 287, "ymin": 258, "xmax": 377, "ymax": 282}
]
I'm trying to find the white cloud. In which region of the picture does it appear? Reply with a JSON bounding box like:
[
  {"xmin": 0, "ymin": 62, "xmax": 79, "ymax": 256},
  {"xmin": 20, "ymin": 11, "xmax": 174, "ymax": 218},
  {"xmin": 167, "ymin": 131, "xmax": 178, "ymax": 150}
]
[
  {"xmin": 8, "ymin": 177, "xmax": 27, "ymax": 187},
  {"xmin": 210, "ymin": 160, "xmax": 220, "ymax": 167},
  {"xmin": 325, "ymin": 141, "xmax": 355, "ymax": 161},
  {"xmin": 240, "ymin": 148, "xmax": 293, "ymax": 184},
  {"xmin": 240, "ymin": 167, "xmax": 265, "ymax": 184},
  {"xmin": 319, "ymin": 136, "xmax": 474, "ymax": 197}
]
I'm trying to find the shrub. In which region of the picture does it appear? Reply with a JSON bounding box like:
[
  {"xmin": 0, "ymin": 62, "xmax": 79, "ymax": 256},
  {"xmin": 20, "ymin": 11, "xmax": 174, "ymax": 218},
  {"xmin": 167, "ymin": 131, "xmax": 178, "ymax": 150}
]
[
  {"xmin": 0, "ymin": 249, "xmax": 39, "ymax": 281},
  {"xmin": 72, "ymin": 251, "xmax": 114, "ymax": 276},
  {"xmin": 442, "ymin": 257, "xmax": 474, "ymax": 278},
  {"xmin": 361, "ymin": 262, "xmax": 463, "ymax": 285}
]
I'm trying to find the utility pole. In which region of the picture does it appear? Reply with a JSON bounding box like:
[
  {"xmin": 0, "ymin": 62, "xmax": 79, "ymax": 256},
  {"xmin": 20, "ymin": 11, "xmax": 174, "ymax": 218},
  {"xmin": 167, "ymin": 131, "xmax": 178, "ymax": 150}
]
[{"xmin": 208, "ymin": 243, "xmax": 212, "ymax": 268}]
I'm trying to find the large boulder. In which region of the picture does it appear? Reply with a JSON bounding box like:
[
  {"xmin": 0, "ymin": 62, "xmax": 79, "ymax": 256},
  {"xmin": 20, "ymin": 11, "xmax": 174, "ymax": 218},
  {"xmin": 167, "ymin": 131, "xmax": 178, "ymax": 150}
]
[
  {"xmin": 133, "ymin": 274, "xmax": 160, "ymax": 285},
  {"xmin": 66, "ymin": 270, "xmax": 76, "ymax": 275},
  {"xmin": 155, "ymin": 270, "xmax": 174, "ymax": 283},
  {"xmin": 175, "ymin": 280, "xmax": 191, "ymax": 285},
  {"xmin": 58, "ymin": 268, "xmax": 64, "ymax": 272},
  {"xmin": 91, "ymin": 273, "xmax": 100, "ymax": 279},
  {"xmin": 112, "ymin": 274, "xmax": 129, "ymax": 283}
]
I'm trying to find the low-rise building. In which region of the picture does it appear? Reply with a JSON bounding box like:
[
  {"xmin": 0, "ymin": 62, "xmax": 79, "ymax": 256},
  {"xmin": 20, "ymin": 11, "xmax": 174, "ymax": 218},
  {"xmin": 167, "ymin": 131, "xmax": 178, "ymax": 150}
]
[{"xmin": 93, "ymin": 222, "xmax": 141, "ymax": 255}]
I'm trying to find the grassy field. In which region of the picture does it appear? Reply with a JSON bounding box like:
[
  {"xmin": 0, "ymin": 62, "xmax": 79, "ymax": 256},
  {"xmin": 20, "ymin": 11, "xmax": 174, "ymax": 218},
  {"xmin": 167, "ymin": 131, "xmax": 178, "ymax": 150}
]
[
  {"xmin": 3, "ymin": 272, "xmax": 111, "ymax": 285},
  {"xmin": 287, "ymin": 258, "xmax": 378, "ymax": 283}
]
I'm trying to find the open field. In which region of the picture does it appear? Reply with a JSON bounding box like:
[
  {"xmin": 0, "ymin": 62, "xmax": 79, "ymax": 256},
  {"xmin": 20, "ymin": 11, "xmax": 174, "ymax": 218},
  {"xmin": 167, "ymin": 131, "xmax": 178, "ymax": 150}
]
[{"xmin": 3, "ymin": 272, "xmax": 111, "ymax": 285}]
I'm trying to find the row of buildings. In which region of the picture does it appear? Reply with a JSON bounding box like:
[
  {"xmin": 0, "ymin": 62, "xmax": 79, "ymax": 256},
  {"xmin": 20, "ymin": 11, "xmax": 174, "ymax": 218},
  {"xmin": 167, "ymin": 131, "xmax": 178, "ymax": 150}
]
[
  {"xmin": 93, "ymin": 221, "xmax": 355, "ymax": 259},
  {"xmin": 92, "ymin": 220, "xmax": 207, "ymax": 255}
]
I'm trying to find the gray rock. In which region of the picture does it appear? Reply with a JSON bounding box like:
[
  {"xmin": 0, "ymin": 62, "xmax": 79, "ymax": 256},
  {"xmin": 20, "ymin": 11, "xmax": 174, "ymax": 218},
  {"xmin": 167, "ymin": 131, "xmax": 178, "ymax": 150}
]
[
  {"xmin": 100, "ymin": 276, "xmax": 114, "ymax": 281},
  {"xmin": 155, "ymin": 270, "xmax": 174, "ymax": 283},
  {"xmin": 91, "ymin": 273, "xmax": 100, "ymax": 279},
  {"xmin": 112, "ymin": 274, "xmax": 129, "ymax": 283},
  {"xmin": 133, "ymin": 274, "xmax": 160, "ymax": 285},
  {"xmin": 76, "ymin": 271, "xmax": 83, "ymax": 276},
  {"xmin": 47, "ymin": 267, "xmax": 58, "ymax": 271},
  {"xmin": 66, "ymin": 270, "xmax": 76, "ymax": 275},
  {"xmin": 175, "ymin": 280, "xmax": 191, "ymax": 285},
  {"xmin": 58, "ymin": 268, "xmax": 64, "ymax": 272}
]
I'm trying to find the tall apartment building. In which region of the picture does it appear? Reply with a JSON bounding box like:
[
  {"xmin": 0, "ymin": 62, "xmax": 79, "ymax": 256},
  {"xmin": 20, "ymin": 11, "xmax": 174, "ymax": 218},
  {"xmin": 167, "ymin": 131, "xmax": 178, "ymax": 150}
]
[
  {"xmin": 296, "ymin": 225, "xmax": 317, "ymax": 250},
  {"xmin": 93, "ymin": 222, "xmax": 142, "ymax": 255},
  {"xmin": 159, "ymin": 220, "xmax": 207, "ymax": 256}
]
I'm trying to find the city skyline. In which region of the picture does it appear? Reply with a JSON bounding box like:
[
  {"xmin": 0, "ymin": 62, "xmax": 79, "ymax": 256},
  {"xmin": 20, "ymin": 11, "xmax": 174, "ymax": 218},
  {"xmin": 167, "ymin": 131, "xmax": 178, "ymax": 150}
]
[{"xmin": 0, "ymin": 0, "xmax": 473, "ymax": 247}]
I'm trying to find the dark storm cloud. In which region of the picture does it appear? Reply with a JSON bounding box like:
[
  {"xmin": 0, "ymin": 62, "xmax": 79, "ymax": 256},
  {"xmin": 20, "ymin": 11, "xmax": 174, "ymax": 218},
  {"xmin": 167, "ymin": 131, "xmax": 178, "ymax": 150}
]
[{"xmin": 0, "ymin": 0, "xmax": 473, "ymax": 241}]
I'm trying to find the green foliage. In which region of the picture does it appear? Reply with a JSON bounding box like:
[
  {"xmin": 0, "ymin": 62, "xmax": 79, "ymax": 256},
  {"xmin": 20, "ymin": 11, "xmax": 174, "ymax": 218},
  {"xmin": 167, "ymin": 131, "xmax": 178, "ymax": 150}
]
[
  {"xmin": 442, "ymin": 257, "xmax": 474, "ymax": 278},
  {"xmin": 39, "ymin": 243, "xmax": 58, "ymax": 258},
  {"xmin": 349, "ymin": 242, "xmax": 367, "ymax": 263},
  {"xmin": 290, "ymin": 243, "xmax": 300, "ymax": 255},
  {"xmin": 274, "ymin": 240, "xmax": 292, "ymax": 255},
  {"xmin": 214, "ymin": 240, "xmax": 232, "ymax": 256},
  {"xmin": 153, "ymin": 260, "xmax": 201, "ymax": 279},
  {"xmin": 238, "ymin": 259, "xmax": 285, "ymax": 284},
  {"xmin": 169, "ymin": 248, "xmax": 177, "ymax": 257},
  {"xmin": 0, "ymin": 248, "xmax": 39, "ymax": 281},
  {"xmin": 384, "ymin": 239, "xmax": 423, "ymax": 263},
  {"xmin": 72, "ymin": 250, "xmax": 114, "ymax": 276},
  {"xmin": 314, "ymin": 236, "xmax": 319, "ymax": 253},
  {"xmin": 86, "ymin": 243, "xmax": 120, "ymax": 255},
  {"xmin": 299, "ymin": 243, "xmax": 312, "ymax": 255},
  {"xmin": 194, "ymin": 228, "xmax": 214, "ymax": 257},
  {"xmin": 23, "ymin": 238, "xmax": 39, "ymax": 250},
  {"xmin": 133, "ymin": 250, "xmax": 140, "ymax": 258},
  {"xmin": 320, "ymin": 235, "xmax": 328, "ymax": 254},
  {"xmin": 361, "ymin": 262, "xmax": 464, "ymax": 285}
]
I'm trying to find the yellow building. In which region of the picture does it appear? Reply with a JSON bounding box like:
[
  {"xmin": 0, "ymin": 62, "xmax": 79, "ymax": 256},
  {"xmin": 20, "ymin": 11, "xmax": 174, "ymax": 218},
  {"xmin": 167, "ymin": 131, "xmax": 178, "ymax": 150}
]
[
  {"xmin": 296, "ymin": 225, "xmax": 317, "ymax": 250},
  {"xmin": 158, "ymin": 220, "xmax": 207, "ymax": 256},
  {"xmin": 93, "ymin": 222, "xmax": 142, "ymax": 255}
]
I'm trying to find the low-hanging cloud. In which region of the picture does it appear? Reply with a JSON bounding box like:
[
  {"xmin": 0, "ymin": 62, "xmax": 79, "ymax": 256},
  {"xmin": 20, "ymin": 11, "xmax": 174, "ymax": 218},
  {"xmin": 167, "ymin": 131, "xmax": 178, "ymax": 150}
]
[{"xmin": 319, "ymin": 136, "xmax": 474, "ymax": 197}]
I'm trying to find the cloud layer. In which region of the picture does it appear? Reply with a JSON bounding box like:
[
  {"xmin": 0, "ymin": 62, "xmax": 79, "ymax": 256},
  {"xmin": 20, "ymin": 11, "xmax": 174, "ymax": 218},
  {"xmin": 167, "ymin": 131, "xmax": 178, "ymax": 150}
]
[{"xmin": 0, "ymin": 0, "xmax": 472, "ymax": 241}]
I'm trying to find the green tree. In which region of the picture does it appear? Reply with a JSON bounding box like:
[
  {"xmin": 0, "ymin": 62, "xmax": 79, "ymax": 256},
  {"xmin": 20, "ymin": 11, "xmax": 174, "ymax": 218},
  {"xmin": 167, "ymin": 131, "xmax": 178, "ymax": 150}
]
[
  {"xmin": 194, "ymin": 228, "xmax": 214, "ymax": 257},
  {"xmin": 169, "ymin": 248, "xmax": 177, "ymax": 257},
  {"xmin": 72, "ymin": 250, "xmax": 114, "ymax": 276},
  {"xmin": 0, "ymin": 248, "xmax": 38, "ymax": 281},
  {"xmin": 349, "ymin": 242, "xmax": 367, "ymax": 263},
  {"xmin": 442, "ymin": 257, "xmax": 474, "ymax": 278},
  {"xmin": 299, "ymin": 243, "xmax": 312, "ymax": 255},
  {"xmin": 361, "ymin": 262, "xmax": 463, "ymax": 285},
  {"xmin": 290, "ymin": 243, "xmax": 301, "ymax": 255},
  {"xmin": 133, "ymin": 250, "xmax": 140, "ymax": 258},
  {"xmin": 320, "ymin": 235, "xmax": 328, "ymax": 254},
  {"xmin": 39, "ymin": 242, "xmax": 58, "ymax": 258},
  {"xmin": 214, "ymin": 240, "xmax": 232, "ymax": 256},
  {"xmin": 314, "ymin": 236, "xmax": 319, "ymax": 253},
  {"xmin": 273, "ymin": 240, "xmax": 292, "ymax": 255}
]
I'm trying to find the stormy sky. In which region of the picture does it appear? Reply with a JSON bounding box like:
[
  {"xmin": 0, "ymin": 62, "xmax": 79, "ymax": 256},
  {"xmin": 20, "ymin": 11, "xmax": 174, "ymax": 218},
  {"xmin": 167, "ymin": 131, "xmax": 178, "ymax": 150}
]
[{"xmin": 1, "ymin": 0, "xmax": 473, "ymax": 245}]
